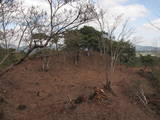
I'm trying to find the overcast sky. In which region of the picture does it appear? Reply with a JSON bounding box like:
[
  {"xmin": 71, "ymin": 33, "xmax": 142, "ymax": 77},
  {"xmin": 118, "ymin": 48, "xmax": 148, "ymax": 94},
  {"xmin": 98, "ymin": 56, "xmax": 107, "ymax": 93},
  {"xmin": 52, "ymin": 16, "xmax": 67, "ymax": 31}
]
[{"xmin": 18, "ymin": 0, "xmax": 160, "ymax": 47}]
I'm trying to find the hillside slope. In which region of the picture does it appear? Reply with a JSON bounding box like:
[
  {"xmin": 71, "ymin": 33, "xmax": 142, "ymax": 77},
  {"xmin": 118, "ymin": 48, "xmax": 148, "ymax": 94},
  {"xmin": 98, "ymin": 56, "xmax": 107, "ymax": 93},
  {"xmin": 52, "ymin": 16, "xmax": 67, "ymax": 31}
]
[{"xmin": 0, "ymin": 53, "xmax": 158, "ymax": 120}]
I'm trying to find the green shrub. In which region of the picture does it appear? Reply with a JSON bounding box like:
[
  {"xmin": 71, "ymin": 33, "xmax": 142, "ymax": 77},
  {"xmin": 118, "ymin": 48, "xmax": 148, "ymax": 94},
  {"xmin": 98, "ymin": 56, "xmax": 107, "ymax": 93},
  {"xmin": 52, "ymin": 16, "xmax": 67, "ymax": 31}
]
[
  {"xmin": 124, "ymin": 79, "xmax": 143, "ymax": 102},
  {"xmin": 140, "ymin": 55, "xmax": 153, "ymax": 68},
  {"xmin": 130, "ymin": 55, "xmax": 160, "ymax": 67},
  {"xmin": 29, "ymin": 48, "xmax": 54, "ymax": 59},
  {"xmin": 0, "ymin": 51, "xmax": 25, "ymax": 70},
  {"xmin": 150, "ymin": 70, "xmax": 160, "ymax": 91}
]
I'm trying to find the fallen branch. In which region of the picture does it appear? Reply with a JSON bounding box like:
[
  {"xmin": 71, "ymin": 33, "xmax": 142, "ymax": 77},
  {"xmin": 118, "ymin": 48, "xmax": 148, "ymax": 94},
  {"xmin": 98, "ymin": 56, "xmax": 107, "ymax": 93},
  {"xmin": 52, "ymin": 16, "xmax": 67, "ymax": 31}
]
[
  {"xmin": 140, "ymin": 89, "xmax": 148, "ymax": 104},
  {"xmin": 136, "ymin": 88, "xmax": 148, "ymax": 106}
]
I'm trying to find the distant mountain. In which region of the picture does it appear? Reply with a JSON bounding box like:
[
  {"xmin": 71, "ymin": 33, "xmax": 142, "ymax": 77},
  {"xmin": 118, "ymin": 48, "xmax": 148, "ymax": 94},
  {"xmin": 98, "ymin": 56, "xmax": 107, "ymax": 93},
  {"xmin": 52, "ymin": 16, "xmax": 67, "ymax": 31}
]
[
  {"xmin": 9, "ymin": 44, "xmax": 17, "ymax": 49},
  {"xmin": 18, "ymin": 46, "xmax": 28, "ymax": 51},
  {"xmin": 135, "ymin": 45, "xmax": 160, "ymax": 52},
  {"xmin": 4, "ymin": 43, "xmax": 160, "ymax": 52}
]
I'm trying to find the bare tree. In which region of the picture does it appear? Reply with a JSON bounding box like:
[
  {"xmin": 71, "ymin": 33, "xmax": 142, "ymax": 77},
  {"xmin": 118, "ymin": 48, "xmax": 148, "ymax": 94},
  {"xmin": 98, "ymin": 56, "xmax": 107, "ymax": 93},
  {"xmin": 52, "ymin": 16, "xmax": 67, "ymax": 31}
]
[
  {"xmin": 0, "ymin": 0, "xmax": 14, "ymax": 51},
  {"xmin": 95, "ymin": 10, "xmax": 134, "ymax": 91},
  {"xmin": 149, "ymin": 18, "xmax": 160, "ymax": 57},
  {"xmin": 0, "ymin": 0, "xmax": 21, "ymax": 65},
  {"xmin": 0, "ymin": 1, "xmax": 42, "ymax": 66},
  {"xmin": 149, "ymin": 20, "xmax": 160, "ymax": 31},
  {"xmin": 0, "ymin": 0, "xmax": 96, "ymax": 76},
  {"xmin": 64, "ymin": 29, "xmax": 82, "ymax": 65}
]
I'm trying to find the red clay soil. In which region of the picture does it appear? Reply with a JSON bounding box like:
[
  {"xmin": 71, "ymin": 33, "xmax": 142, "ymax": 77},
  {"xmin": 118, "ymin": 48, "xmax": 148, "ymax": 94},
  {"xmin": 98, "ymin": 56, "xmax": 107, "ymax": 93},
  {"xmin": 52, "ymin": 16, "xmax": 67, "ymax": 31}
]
[{"xmin": 0, "ymin": 53, "xmax": 159, "ymax": 120}]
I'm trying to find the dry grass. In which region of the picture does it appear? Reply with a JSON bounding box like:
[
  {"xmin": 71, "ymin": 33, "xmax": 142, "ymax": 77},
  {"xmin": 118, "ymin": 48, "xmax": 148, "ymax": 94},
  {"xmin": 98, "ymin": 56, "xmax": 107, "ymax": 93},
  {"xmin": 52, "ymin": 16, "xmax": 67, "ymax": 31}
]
[{"xmin": 0, "ymin": 52, "xmax": 158, "ymax": 120}]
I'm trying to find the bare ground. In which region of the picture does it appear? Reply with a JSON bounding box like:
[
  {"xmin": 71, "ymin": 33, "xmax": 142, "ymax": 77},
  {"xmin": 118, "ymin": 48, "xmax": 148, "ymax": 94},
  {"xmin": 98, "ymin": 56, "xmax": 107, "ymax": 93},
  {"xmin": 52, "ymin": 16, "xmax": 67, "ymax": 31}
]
[{"xmin": 0, "ymin": 53, "xmax": 159, "ymax": 120}]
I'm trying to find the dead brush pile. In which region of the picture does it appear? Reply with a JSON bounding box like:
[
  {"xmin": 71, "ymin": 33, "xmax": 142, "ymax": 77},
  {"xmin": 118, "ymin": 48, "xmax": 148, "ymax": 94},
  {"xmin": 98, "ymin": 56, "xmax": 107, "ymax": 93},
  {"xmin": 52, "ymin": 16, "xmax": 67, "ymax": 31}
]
[
  {"xmin": 65, "ymin": 87, "xmax": 111, "ymax": 110},
  {"xmin": 89, "ymin": 87, "xmax": 109, "ymax": 102}
]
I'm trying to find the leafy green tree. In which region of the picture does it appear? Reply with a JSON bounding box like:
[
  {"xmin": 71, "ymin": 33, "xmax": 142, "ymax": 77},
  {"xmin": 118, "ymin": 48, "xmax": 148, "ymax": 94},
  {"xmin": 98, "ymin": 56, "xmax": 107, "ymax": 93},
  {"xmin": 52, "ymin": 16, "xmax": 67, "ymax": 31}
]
[
  {"xmin": 102, "ymin": 38, "xmax": 136, "ymax": 65},
  {"xmin": 64, "ymin": 26, "xmax": 136, "ymax": 65},
  {"xmin": 64, "ymin": 29, "xmax": 83, "ymax": 64},
  {"xmin": 64, "ymin": 30, "xmax": 82, "ymax": 51},
  {"xmin": 140, "ymin": 55, "xmax": 153, "ymax": 69},
  {"xmin": 119, "ymin": 41, "xmax": 136, "ymax": 65},
  {"xmin": 79, "ymin": 26, "xmax": 102, "ymax": 51}
]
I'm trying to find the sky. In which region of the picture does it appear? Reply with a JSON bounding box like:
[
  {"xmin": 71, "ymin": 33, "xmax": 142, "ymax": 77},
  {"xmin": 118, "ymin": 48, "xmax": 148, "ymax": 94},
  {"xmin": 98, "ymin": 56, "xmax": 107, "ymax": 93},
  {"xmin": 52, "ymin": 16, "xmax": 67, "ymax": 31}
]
[
  {"xmin": 95, "ymin": 0, "xmax": 160, "ymax": 47},
  {"xmin": 18, "ymin": 0, "xmax": 160, "ymax": 47}
]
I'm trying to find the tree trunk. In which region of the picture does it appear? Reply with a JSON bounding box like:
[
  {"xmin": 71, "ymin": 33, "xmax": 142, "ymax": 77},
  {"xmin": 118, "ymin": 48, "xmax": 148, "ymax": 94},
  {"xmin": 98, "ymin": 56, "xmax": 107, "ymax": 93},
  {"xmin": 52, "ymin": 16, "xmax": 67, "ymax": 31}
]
[
  {"xmin": 74, "ymin": 50, "xmax": 80, "ymax": 65},
  {"xmin": 105, "ymin": 71, "xmax": 112, "ymax": 91},
  {"xmin": 42, "ymin": 56, "xmax": 50, "ymax": 72}
]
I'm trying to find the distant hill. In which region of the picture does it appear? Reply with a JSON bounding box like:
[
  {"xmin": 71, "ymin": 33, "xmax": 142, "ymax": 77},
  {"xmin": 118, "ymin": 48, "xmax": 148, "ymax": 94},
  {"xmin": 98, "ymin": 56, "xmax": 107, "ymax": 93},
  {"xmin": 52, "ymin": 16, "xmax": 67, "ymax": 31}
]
[
  {"xmin": 3, "ymin": 44, "xmax": 160, "ymax": 53},
  {"xmin": 135, "ymin": 45, "xmax": 160, "ymax": 52}
]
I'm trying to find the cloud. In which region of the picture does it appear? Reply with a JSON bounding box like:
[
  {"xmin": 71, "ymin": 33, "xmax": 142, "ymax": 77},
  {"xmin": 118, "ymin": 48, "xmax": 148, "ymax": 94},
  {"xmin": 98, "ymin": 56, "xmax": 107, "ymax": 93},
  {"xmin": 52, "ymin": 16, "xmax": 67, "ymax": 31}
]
[
  {"xmin": 17, "ymin": 0, "xmax": 49, "ymax": 11},
  {"xmin": 95, "ymin": 0, "xmax": 153, "ymax": 46},
  {"xmin": 97, "ymin": 0, "xmax": 128, "ymax": 7},
  {"xmin": 97, "ymin": 0, "xmax": 148, "ymax": 21},
  {"xmin": 17, "ymin": 0, "xmax": 148, "ymax": 22},
  {"xmin": 143, "ymin": 19, "xmax": 160, "ymax": 30},
  {"xmin": 135, "ymin": 19, "xmax": 160, "ymax": 47},
  {"xmin": 111, "ymin": 4, "xmax": 148, "ymax": 20}
]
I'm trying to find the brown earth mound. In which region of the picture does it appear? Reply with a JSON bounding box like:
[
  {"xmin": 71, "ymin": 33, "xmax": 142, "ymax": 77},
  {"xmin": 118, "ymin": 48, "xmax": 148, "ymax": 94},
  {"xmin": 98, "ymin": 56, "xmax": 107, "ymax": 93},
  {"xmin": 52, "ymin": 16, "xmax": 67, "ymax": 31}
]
[{"xmin": 0, "ymin": 52, "xmax": 159, "ymax": 120}]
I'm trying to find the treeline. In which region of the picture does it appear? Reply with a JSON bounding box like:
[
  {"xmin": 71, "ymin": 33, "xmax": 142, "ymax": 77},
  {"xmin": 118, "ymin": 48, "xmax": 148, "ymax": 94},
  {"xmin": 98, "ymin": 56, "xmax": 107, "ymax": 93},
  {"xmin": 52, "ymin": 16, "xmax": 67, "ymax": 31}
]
[
  {"xmin": 0, "ymin": 25, "xmax": 136, "ymax": 66},
  {"xmin": 63, "ymin": 26, "xmax": 136, "ymax": 65},
  {"xmin": 3, "ymin": 25, "xmax": 160, "ymax": 70}
]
